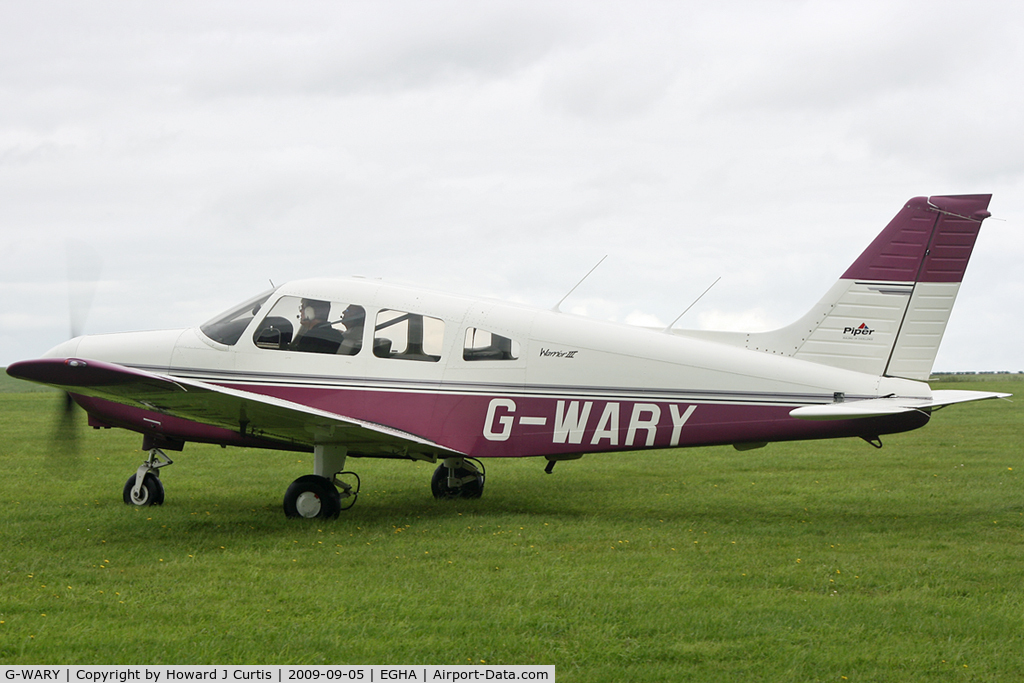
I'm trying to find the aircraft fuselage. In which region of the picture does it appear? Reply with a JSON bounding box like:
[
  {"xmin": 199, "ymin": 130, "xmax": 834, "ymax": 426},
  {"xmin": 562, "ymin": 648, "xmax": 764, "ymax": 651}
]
[{"xmin": 49, "ymin": 276, "xmax": 931, "ymax": 459}]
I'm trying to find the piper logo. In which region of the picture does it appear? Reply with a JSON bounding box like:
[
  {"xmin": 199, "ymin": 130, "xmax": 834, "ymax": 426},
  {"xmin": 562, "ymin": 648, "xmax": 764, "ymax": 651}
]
[{"xmin": 843, "ymin": 323, "xmax": 875, "ymax": 337}]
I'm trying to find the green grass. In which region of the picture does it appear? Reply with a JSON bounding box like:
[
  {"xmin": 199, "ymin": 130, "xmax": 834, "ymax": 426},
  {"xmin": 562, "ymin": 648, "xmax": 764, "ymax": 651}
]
[
  {"xmin": 0, "ymin": 379, "xmax": 1021, "ymax": 681},
  {"xmin": 0, "ymin": 371, "xmax": 57, "ymax": 393}
]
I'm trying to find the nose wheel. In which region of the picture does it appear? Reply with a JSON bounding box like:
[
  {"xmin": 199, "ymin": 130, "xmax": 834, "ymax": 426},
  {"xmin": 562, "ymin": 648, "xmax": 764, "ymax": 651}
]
[
  {"xmin": 123, "ymin": 471, "xmax": 164, "ymax": 506},
  {"xmin": 123, "ymin": 448, "xmax": 173, "ymax": 507}
]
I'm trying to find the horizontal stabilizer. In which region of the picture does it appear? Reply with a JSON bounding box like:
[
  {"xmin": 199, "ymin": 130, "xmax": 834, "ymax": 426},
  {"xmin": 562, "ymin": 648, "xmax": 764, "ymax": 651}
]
[{"xmin": 790, "ymin": 389, "xmax": 1010, "ymax": 421}]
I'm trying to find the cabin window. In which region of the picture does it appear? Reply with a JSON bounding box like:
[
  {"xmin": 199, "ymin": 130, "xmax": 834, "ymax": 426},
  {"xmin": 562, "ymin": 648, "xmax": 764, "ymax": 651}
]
[
  {"xmin": 200, "ymin": 289, "xmax": 274, "ymax": 346},
  {"xmin": 463, "ymin": 328, "xmax": 520, "ymax": 361},
  {"xmin": 252, "ymin": 296, "xmax": 365, "ymax": 355},
  {"xmin": 373, "ymin": 309, "xmax": 444, "ymax": 362}
]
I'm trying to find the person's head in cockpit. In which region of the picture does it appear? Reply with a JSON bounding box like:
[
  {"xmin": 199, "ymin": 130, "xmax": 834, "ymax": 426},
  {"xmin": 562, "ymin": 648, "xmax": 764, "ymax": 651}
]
[{"xmin": 298, "ymin": 299, "xmax": 331, "ymax": 331}]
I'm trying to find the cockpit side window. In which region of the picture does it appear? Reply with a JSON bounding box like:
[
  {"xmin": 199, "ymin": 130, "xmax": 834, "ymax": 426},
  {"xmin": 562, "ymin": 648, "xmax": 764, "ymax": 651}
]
[
  {"xmin": 373, "ymin": 309, "xmax": 444, "ymax": 362},
  {"xmin": 200, "ymin": 289, "xmax": 274, "ymax": 346},
  {"xmin": 253, "ymin": 296, "xmax": 365, "ymax": 355},
  {"xmin": 463, "ymin": 328, "xmax": 520, "ymax": 361}
]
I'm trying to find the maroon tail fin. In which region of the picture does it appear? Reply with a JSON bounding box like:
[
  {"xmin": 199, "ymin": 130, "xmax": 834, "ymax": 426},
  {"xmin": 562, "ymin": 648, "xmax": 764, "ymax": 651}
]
[
  {"xmin": 680, "ymin": 195, "xmax": 993, "ymax": 380},
  {"xmin": 842, "ymin": 195, "xmax": 991, "ymax": 284}
]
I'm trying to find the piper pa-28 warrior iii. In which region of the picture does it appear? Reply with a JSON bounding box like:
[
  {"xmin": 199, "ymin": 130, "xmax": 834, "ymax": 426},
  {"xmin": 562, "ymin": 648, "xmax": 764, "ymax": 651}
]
[{"xmin": 7, "ymin": 195, "xmax": 1011, "ymax": 519}]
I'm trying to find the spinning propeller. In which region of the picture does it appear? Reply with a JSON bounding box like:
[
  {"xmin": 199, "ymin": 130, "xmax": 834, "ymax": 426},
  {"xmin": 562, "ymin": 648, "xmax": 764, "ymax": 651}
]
[{"xmin": 48, "ymin": 244, "xmax": 102, "ymax": 469}]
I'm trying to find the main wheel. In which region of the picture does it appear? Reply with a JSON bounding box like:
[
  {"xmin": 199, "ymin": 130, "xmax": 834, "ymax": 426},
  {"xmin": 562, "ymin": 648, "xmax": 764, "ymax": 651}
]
[
  {"xmin": 123, "ymin": 472, "xmax": 165, "ymax": 506},
  {"xmin": 431, "ymin": 462, "xmax": 485, "ymax": 499},
  {"xmin": 283, "ymin": 475, "xmax": 342, "ymax": 519}
]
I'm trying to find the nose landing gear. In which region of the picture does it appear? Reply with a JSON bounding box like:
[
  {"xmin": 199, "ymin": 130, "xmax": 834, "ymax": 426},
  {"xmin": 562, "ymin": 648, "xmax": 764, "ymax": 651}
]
[{"xmin": 123, "ymin": 448, "xmax": 173, "ymax": 507}]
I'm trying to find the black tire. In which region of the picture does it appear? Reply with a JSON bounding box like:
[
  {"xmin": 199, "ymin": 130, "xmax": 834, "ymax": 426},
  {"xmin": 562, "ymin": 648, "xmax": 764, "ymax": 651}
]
[
  {"xmin": 431, "ymin": 463, "xmax": 484, "ymax": 499},
  {"xmin": 123, "ymin": 472, "xmax": 165, "ymax": 506},
  {"xmin": 283, "ymin": 474, "xmax": 342, "ymax": 519}
]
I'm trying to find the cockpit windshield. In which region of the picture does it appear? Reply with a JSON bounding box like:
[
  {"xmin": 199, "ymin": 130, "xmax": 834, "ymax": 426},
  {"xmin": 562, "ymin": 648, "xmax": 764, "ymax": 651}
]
[{"xmin": 199, "ymin": 289, "xmax": 274, "ymax": 346}]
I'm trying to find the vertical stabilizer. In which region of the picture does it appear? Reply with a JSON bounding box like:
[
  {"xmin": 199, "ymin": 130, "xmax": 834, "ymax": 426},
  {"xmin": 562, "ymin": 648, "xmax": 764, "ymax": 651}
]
[{"xmin": 682, "ymin": 195, "xmax": 992, "ymax": 380}]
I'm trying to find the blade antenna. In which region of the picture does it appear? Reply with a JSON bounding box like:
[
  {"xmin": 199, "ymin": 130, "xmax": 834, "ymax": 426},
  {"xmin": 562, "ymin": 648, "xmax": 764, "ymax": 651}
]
[
  {"xmin": 552, "ymin": 255, "xmax": 608, "ymax": 312},
  {"xmin": 665, "ymin": 277, "xmax": 721, "ymax": 332}
]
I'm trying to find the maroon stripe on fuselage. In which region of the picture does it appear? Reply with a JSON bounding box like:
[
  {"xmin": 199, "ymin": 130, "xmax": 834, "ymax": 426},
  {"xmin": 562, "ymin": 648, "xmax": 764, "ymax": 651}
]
[
  {"xmin": 73, "ymin": 381, "xmax": 930, "ymax": 458},
  {"xmin": 221, "ymin": 383, "xmax": 930, "ymax": 458}
]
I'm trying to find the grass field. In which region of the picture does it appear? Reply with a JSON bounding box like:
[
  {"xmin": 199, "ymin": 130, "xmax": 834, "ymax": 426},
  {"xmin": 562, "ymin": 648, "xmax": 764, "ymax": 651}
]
[{"xmin": 1, "ymin": 373, "xmax": 1021, "ymax": 680}]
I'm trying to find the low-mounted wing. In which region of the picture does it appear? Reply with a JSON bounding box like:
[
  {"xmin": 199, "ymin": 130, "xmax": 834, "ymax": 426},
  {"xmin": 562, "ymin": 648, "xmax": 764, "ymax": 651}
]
[{"xmin": 6, "ymin": 358, "xmax": 463, "ymax": 459}]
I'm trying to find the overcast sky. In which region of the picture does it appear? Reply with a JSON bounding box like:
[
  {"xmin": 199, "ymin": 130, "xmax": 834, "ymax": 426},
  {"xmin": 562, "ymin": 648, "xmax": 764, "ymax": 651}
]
[{"xmin": 2, "ymin": 0, "xmax": 1022, "ymax": 372}]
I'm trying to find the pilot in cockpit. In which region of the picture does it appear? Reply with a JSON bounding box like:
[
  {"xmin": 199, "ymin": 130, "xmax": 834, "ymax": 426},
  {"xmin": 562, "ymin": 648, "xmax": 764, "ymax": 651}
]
[
  {"xmin": 291, "ymin": 298, "xmax": 344, "ymax": 353},
  {"xmin": 337, "ymin": 304, "xmax": 365, "ymax": 353}
]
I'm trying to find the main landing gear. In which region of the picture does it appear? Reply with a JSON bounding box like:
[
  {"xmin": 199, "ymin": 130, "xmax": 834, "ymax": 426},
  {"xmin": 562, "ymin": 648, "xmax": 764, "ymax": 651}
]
[
  {"xmin": 431, "ymin": 457, "xmax": 485, "ymax": 499},
  {"xmin": 283, "ymin": 472, "xmax": 360, "ymax": 519},
  {"xmin": 282, "ymin": 454, "xmax": 485, "ymax": 517},
  {"xmin": 283, "ymin": 444, "xmax": 360, "ymax": 519}
]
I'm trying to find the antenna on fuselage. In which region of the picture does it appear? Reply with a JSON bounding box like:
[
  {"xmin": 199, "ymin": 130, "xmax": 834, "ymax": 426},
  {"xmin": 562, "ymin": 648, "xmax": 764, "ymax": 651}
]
[
  {"xmin": 552, "ymin": 255, "xmax": 608, "ymax": 313},
  {"xmin": 664, "ymin": 276, "xmax": 721, "ymax": 332}
]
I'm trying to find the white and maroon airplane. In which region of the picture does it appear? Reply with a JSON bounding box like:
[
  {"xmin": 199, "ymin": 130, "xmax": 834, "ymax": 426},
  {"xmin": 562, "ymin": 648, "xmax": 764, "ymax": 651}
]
[{"xmin": 7, "ymin": 194, "xmax": 1010, "ymax": 518}]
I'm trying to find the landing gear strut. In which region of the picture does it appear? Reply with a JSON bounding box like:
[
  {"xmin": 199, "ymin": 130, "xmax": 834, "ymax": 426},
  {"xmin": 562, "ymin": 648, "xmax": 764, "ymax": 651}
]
[
  {"xmin": 123, "ymin": 448, "xmax": 173, "ymax": 507},
  {"xmin": 431, "ymin": 457, "xmax": 485, "ymax": 499}
]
